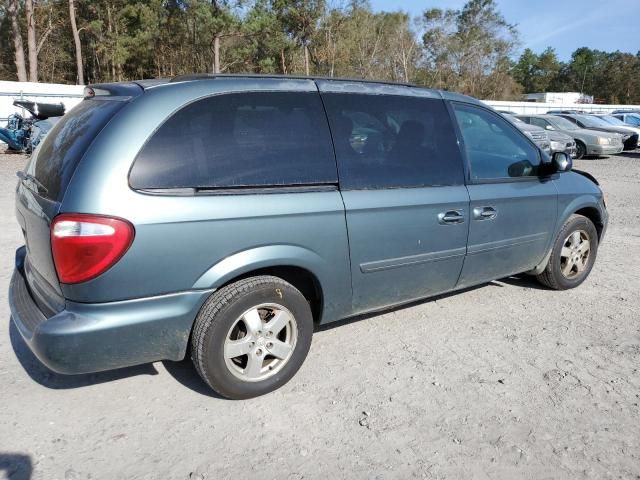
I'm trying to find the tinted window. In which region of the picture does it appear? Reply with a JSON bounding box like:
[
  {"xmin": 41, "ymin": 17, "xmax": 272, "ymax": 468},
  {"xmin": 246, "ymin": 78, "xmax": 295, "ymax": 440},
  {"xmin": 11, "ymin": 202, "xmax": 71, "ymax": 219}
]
[
  {"xmin": 27, "ymin": 99, "xmax": 126, "ymax": 201},
  {"xmin": 130, "ymin": 92, "xmax": 336, "ymax": 190},
  {"xmin": 453, "ymin": 103, "xmax": 540, "ymax": 180},
  {"xmin": 321, "ymin": 93, "xmax": 464, "ymax": 189}
]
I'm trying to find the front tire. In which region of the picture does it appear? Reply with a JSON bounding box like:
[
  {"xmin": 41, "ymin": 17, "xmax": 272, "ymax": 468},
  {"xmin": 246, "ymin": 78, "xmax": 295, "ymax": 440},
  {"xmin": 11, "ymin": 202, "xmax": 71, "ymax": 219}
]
[
  {"xmin": 575, "ymin": 140, "xmax": 586, "ymax": 160},
  {"xmin": 536, "ymin": 214, "xmax": 598, "ymax": 290},
  {"xmin": 191, "ymin": 275, "xmax": 313, "ymax": 399}
]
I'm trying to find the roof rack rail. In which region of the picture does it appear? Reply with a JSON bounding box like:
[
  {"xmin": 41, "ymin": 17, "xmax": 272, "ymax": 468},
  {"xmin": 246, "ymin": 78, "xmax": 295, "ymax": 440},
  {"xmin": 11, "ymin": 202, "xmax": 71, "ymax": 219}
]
[{"xmin": 169, "ymin": 73, "xmax": 417, "ymax": 88}]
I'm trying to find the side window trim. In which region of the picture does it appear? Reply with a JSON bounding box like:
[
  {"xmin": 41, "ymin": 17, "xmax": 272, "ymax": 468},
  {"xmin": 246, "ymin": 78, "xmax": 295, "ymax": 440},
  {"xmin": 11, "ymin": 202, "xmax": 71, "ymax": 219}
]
[
  {"xmin": 449, "ymin": 101, "xmax": 542, "ymax": 185},
  {"xmin": 443, "ymin": 99, "xmax": 472, "ymax": 185}
]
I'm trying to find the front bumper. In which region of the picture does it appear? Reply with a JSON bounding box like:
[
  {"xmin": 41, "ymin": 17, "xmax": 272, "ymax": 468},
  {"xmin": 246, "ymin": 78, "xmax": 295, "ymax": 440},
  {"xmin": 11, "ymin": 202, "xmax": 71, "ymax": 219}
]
[
  {"xmin": 587, "ymin": 144, "xmax": 624, "ymax": 155},
  {"xmin": 599, "ymin": 197, "xmax": 609, "ymax": 242},
  {"xmin": 9, "ymin": 247, "xmax": 212, "ymax": 374}
]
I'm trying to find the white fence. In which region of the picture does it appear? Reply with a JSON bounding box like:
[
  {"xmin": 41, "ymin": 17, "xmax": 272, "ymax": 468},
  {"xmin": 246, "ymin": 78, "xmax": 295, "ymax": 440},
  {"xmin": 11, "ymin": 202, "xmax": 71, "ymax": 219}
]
[
  {"xmin": 483, "ymin": 100, "xmax": 640, "ymax": 115},
  {"xmin": 0, "ymin": 81, "xmax": 84, "ymax": 123}
]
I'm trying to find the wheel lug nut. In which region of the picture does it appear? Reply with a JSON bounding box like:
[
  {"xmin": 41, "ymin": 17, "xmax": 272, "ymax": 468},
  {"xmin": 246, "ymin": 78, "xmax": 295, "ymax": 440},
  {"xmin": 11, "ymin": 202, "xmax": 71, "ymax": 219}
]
[
  {"xmin": 267, "ymin": 342, "xmax": 273, "ymax": 348},
  {"xmin": 266, "ymin": 331, "xmax": 272, "ymax": 337},
  {"xmin": 256, "ymin": 348, "xmax": 263, "ymax": 356}
]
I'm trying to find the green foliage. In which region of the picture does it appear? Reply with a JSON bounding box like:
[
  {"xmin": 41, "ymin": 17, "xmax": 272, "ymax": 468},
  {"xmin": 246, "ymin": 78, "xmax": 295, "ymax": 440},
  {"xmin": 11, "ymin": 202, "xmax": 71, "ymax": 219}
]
[
  {"xmin": 0, "ymin": 0, "xmax": 637, "ymax": 103},
  {"xmin": 420, "ymin": 0, "xmax": 521, "ymax": 99},
  {"xmin": 513, "ymin": 46, "xmax": 640, "ymax": 103}
]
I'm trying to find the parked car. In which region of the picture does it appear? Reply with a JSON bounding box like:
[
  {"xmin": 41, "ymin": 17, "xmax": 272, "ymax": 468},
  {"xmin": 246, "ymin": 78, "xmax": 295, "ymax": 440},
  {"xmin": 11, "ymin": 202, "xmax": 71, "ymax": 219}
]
[
  {"xmin": 546, "ymin": 109, "xmax": 586, "ymax": 114},
  {"xmin": 504, "ymin": 114, "xmax": 576, "ymax": 157},
  {"xmin": 551, "ymin": 113, "xmax": 638, "ymax": 151},
  {"xmin": 610, "ymin": 112, "xmax": 640, "ymax": 127},
  {"xmin": 502, "ymin": 114, "xmax": 551, "ymax": 154},
  {"xmin": 611, "ymin": 108, "xmax": 640, "ymax": 114},
  {"xmin": 517, "ymin": 114, "xmax": 624, "ymax": 159},
  {"xmin": 9, "ymin": 75, "xmax": 608, "ymax": 399},
  {"xmin": 593, "ymin": 114, "xmax": 640, "ymax": 138}
]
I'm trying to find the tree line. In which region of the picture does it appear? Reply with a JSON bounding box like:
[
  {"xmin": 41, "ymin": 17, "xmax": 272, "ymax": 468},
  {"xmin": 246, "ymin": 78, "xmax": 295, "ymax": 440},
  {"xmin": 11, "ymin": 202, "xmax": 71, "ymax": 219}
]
[{"xmin": 1, "ymin": 0, "xmax": 639, "ymax": 103}]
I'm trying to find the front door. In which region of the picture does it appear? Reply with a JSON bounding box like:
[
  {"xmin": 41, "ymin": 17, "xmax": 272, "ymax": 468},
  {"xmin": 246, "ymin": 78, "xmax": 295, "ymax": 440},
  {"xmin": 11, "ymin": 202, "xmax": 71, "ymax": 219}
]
[
  {"xmin": 319, "ymin": 84, "xmax": 470, "ymax": 313},
  {"xmin": 451, "ymin": 103, "xmax": 557, "ymax": 287}
]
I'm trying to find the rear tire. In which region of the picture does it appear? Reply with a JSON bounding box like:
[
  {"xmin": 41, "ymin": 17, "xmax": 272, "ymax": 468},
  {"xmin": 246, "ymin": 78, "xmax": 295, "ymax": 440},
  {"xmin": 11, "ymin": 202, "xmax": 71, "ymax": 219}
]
[
  {"xmin": 191, "ymin": 275, "xmax": 313, "ymax": 399},
  {"xmin": 536, "ymin": 214, "xmax": 598, "ymax": 290}
]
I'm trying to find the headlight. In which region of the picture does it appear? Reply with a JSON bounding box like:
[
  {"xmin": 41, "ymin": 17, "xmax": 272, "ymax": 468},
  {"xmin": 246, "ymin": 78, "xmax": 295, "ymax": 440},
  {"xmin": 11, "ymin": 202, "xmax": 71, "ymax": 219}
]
[
  {"xmin": 597, "ymin": 137, "xmax": 611, "ymax": 145},
  {"xmin": 550, "ymin": 141, "xmax": 564, "ymax": 150}
]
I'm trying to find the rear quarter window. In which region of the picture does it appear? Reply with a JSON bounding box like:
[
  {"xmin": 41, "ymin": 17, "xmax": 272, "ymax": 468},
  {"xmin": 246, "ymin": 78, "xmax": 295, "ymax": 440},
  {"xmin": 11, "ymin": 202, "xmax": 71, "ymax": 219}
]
[
  {"xmin": 26, "ymin": 99, "xmax": 126, "ymax": 201},
  {"xmin": 129, "ymin": 92, "xmax": 337, "ymax": 190}
]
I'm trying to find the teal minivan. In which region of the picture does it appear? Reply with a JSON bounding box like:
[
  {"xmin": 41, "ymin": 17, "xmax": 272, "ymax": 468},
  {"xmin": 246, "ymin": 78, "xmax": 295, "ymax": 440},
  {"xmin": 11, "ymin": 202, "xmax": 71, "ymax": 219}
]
[{"xmin": 10, "ymin": 75, "xmax": 608, "ymax": 399}]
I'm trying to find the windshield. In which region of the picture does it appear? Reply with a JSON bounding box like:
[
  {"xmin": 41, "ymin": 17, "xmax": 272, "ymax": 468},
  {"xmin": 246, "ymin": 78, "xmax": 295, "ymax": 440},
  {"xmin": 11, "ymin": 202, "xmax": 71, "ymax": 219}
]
[
  {"xmin": 548, "ymin": 116, "xmax": 579, "ymax": 131},
  {"xmin": 626, "ymin": 114, "xmax": 640, "ymax": 126},
  {"xmin": 575, "ymin": 115, "xmax": 613, "ymax": 128}
]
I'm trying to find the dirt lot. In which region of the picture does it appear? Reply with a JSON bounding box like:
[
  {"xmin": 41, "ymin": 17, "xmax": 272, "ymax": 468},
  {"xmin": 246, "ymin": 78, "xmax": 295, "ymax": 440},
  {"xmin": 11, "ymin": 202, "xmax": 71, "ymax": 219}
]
[{"xmin": 0, "ymin": 151, "xmax": 638, "ymax": 480}]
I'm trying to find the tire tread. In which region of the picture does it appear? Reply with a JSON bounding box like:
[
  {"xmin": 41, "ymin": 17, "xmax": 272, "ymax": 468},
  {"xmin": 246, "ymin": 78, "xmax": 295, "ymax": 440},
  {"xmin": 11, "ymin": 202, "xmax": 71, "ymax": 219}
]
[
  {"xmin": 536, "ymin": 214, "xmax": 597, "ymax": 290},
  {"xmin": 191, "ymin": 275, "xmax": 303, "ymax": 394}
]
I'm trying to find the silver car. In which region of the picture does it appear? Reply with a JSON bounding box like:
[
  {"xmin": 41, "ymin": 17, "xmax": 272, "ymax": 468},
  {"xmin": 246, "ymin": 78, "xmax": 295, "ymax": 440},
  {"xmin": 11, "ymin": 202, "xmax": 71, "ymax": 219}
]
[
  {"xmin": 517, "ymin": 114, "xmax": 623, "ymax": 159},
  {"xmin": 503, "ymin": 114, "xmax": 551, "ymax": 155}
]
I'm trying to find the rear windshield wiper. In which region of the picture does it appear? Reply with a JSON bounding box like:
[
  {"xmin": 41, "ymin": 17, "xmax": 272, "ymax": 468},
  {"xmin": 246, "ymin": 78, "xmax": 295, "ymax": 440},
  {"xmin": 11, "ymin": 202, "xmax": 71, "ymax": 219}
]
[{"xmin": 17, "ymin": 170, "xmax": 48, "ymax": 194}]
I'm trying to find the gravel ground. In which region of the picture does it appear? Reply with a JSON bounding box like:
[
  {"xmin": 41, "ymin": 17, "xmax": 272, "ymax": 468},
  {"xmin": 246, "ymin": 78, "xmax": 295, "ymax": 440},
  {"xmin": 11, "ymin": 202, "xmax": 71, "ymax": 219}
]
[{"xmin": 0, "ymin": 151, "xmax": 639, "ymax": 480}]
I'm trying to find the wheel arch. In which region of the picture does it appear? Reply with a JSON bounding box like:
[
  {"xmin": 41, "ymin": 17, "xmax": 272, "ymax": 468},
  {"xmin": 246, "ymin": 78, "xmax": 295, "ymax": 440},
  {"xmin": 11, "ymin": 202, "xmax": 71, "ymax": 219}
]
[
  {"xmin": 192, "ymin": 245, "xmax": 331, "ymax": 323},
  {"xmin": 556, "ymin": 195, "xmax": 605, "ymax": 242},
  {"xmin": 573, "ymin": 206, "xmax": 604, "ymax": 240}
]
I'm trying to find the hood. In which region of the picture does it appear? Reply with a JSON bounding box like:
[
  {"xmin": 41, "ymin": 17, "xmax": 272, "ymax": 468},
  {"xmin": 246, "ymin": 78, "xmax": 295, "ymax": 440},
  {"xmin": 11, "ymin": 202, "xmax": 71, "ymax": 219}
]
[
  {"xmin": 547, "ymin": 130, "xmax": 573, "ymax": 142},
  {"xmin": 514, "ymin": 122, "xmax": 545, "ymax": 133}
]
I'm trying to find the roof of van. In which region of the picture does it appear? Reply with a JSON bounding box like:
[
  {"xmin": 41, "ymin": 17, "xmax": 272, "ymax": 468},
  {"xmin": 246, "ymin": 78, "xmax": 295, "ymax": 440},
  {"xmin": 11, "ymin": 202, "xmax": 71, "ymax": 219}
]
[{"xmin": 92, "ymin": 74, "xmax": 484, "ymax": 106}]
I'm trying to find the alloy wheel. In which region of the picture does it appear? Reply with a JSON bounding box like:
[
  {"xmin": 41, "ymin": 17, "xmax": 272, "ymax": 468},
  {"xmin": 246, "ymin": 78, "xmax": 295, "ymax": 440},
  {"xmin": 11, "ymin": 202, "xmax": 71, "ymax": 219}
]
[
  {"xmin": 560, "ymin": 230, "xmax": 591, "ymax": 279},
  {"xmin": 223, "ymin": 303, "xmax": 298, "ymax": 382}
]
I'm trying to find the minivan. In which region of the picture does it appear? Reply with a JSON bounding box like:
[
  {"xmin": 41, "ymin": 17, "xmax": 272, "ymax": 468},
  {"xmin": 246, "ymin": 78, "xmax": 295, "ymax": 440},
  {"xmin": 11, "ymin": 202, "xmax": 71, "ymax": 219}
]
[{"xmin": 9, "ymin": 75, "xmax": 608, "ymax": 399}]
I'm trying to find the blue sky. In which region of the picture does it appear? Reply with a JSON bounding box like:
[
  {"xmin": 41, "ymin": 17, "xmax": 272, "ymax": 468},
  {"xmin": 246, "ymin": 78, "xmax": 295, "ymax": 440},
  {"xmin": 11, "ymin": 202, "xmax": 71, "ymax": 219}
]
[{"xmin": 370, "ymin": 0, "xmax": 640, "ymax": 60}]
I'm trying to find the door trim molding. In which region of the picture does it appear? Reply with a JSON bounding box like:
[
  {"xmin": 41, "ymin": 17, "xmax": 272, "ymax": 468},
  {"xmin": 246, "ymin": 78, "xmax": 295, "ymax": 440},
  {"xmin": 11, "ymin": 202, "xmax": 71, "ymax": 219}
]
[
  {"xmin": 467, "ymin": 232, "xmax": 548, "ymax": 255},
  {"xmin": 360, "ymin": 247, "xmax": 466, "ymax": 273}
]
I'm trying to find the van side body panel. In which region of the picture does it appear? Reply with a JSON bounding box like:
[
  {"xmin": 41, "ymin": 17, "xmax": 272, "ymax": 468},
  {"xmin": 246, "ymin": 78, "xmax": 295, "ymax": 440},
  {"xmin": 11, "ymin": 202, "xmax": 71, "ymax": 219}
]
[{"xmin": 60, "ymin": 78, "xmax": 353, "ymax": 324}]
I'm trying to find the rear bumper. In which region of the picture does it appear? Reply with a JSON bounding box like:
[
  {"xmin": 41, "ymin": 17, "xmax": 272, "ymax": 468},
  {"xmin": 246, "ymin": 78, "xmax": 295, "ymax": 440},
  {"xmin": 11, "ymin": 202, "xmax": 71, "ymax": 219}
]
[{"xmin": 9, "ymin": 247, "xmax": 212, "ymax": 374}]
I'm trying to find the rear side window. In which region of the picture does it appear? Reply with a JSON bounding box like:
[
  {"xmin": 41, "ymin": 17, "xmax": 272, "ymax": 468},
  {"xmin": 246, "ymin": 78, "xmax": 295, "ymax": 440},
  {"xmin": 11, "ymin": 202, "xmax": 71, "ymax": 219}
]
[
  {"xmin": 321, "ymin": 93, "xmax": 464, "ymax": 189},
  {"xmin": 27, "ymin": 99, "xmax": 126, "ymax": 201},
  {"xmin": 130, "ymin": 92, "xmax": 336, "ymax": 190}
]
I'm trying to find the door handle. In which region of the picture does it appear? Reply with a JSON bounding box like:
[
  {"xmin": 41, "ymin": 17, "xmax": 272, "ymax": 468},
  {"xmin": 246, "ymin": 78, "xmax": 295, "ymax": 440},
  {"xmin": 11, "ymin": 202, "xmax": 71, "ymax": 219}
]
[
  {"xmin": 438, "ymin": 210, "xmax": 464, "ymax": 225},
  {"xmin": 473, "ymin": 206, "xmax": 497, "ymax": 220}
]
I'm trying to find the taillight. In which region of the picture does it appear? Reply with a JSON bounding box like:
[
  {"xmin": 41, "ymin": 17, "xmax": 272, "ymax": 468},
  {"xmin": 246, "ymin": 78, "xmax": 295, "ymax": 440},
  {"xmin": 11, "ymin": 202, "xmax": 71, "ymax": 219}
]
[{"xmin": 51, "ymin": 214, "xmax": 134, "ymax": 284}]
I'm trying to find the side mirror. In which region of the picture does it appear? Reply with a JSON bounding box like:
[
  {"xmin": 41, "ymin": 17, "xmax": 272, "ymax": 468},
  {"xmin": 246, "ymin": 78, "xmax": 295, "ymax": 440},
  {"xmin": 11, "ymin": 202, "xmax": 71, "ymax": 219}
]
[{"xmin": 552, "ymin": 151, "xmax": 572, "ymax": 173}]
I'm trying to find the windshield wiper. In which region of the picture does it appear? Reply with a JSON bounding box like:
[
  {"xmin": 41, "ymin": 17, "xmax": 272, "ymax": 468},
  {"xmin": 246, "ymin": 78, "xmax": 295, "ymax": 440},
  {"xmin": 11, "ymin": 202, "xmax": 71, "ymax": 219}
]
[{"xmin": 16, "ymin": 170, "xmax": 48, "ymax": 194}]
